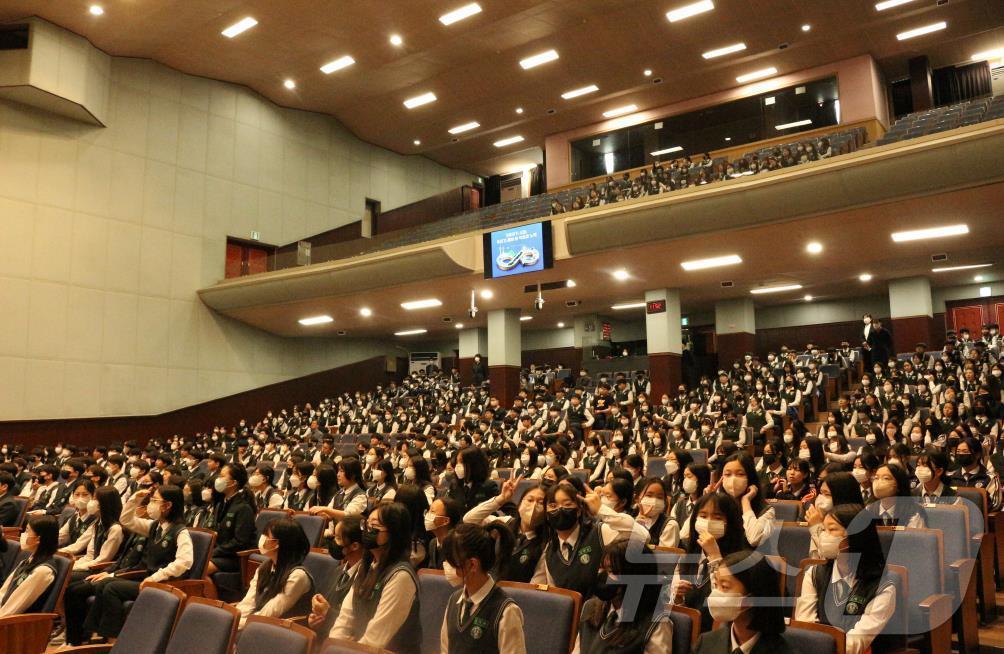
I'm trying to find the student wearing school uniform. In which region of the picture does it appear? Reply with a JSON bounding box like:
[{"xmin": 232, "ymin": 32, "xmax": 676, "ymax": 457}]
[
  {"xmin": 634, "ymin": 478, "xmax": 676, "ymax": 547},
  {"xmin": 309, "ymin": 458, "xmax": 368, "ymax": 524},
  {"xmin": 911, "ymin": 448, "xmax": 958, "ymax": 504},
  {"xmin": 206, "ymin": 464, "xmax": 257, "ymax": 575},
  {"xmin": 668, "ymin": 463, "xmax": 711, "ymax": 546},
  {"xmin": 691, "ymin": 549, "xmax": 793, "ymax": 654},
  {"xmin": 59, "ymin": 480, "xmax": 98, "ymax": 552},
  {"xmin": 249, "ymin": 463, "xmax": 285, "ymax": 509},
  {"xmin": 70, "ymin": 487, "xmax": 125, "ymax": 574},
  {"xmin": 464, "ymin": 476, "xmax": 547, "ymax": 583},
  {"xmin": 439, "ymin": 522, "xmax": 525, "ymax": 654},
  {"xmin": 794, "ymin": 503, "xmax": 896, "ymax": 654},
  {"xmin": 866, "ymin": 462, "xmax": 927, "ymax": 528},
  {"xmin": 329, "ymin": 502, "xmax": 423, "ymax": 653},
  {"xmin": 0, "ymin": 516, "xmax": 59, "ymax": 617},
  {"xmin": 804, "ymin": 472, "xmax": 863, "ymax": 559},
  {"xmin": 531, "ymin": 481, "xmax": 648, "ymax": 599},
  {"xmin": 283, "ymin": 461, "xmax": 316, "ymax": 511},
  {"xmin": 718, "ymin": 454, "xmax": 775, "ymax": 547},
  {"xmin": 235, "ymin": 518, "xmax": 314, "ymax": 628},
  {"xmin": 0, "ymin": 471, "xmax": 21, "ymax": 527},
  {"xmin": 308, "ymin": 516, "xmax": 365, "ymax": 637},
  {"xmin": 367, "ymin": 459, "xmax": 398, "ymax": 508},
  {"xmin": 423, "ymin": 497, "xmax": 464, "ymax": 570}
]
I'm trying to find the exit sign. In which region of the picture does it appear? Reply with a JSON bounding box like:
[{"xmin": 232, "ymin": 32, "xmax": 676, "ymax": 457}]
[
  {"xmin": 251, "ymin": 231, "xmax": 261, "ymax": 241},
  {"xmin": 646, "ymin": 300, "xmax": 666, "ymax": 314}
]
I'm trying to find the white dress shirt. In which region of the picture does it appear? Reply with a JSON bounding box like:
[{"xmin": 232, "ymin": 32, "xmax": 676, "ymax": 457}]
[
  {"xmin": 73, "ymin": 523, "xmax": 125, "ymax": 571},
  {"xmin": 329, "ymin": 563, "xmax": 417, "ymax": 649},
  {"xmin": 235, "ymin": 567, "xmax": 313, "ymax": 628},
  {"xmin": 119, "ymin": 494, "xmax": 194, "ymax": 583},
  {"xmin": 0, "ymin": 560, "xmax": 55, "ymax": 616},
  {"xmin": 439, "ymin": 578, "xmax": 526, "ymax": 654}
]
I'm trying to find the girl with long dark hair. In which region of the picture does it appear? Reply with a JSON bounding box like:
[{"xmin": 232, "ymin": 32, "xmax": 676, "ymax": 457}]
[
  {"xmin": 463, "ymin": 476, "xmax": 548, "ymax": 583},
  {"xmin": 0, "ymin": 515, "xmax": 59, "ymax": 616},
  {"xmin": 235, "ymin": 518, "xmax": 313, "ymax": 628},
  {"xmin": 71, "ymin": 486, "xmax": 124, "ymax": 574}
]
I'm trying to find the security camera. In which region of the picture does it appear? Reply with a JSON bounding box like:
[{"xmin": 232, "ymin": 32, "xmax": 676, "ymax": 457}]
[
  {"xmin": 534, "ymin": 283, "xmax": 545, "ymax": 311},
  {"xmin": 468, "ymin": 290, "xmax": 478, "ymax": 319}
]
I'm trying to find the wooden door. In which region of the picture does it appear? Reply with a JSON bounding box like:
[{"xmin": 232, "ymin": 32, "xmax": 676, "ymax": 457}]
[
  {"xmin": 995, "ymin": 303, "xmax": 1004, "ymax": 328},
  {"xmin": 950, "ymin": 305, "xmax": 985, "ymax": 333},
  {"xmin": 225, "ymin": 243, "xmax": 244, "ymax": 279},
  {"xmin": 247, "ymin": 248, "xmax": 268, "ymax": 275}
]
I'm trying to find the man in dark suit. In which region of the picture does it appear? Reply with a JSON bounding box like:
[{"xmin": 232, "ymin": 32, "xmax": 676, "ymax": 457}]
[
  {"xmin": 867, "ymin": 318, "xmax": 894, "ymax": 367},
  {"xmin": 0, "ymin": 471, "xmax": 21, "ymax": 527},
  {"xmin": 471, "ymin": 354, "xmax": 487, "ymax": 386}
]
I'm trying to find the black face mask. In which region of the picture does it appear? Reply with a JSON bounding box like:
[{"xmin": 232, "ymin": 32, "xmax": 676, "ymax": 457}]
[
  {"xmin": 956, "ymin": 453, "xmax": 975, "ymax": 468},
  {"xmin": 329, "ymin": 542, "xmax": 345, "ymax": 560},
  {"xmin": 60, "ymin": 470, "xmax": 72, "ymax": 480},
  {"xmin": 540, "ymin": 477, "xmax": 556, "ymax": 490},
  {"xmin": 762, "ymin": 453, "xmax": 776, "ymax": 467},
  {"xmin": 547, "ymin": 507, "xmax": 579, "ymax": 531},
  {"xmin": 592, "ymin": 571, "xmax": 621, "ymax": 602},
  {"xmin": 360, "ymin": 528, "xmax": 381, "ymax": 550}
]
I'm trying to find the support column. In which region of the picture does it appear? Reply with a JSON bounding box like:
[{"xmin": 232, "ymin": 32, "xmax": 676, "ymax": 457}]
[
  {"xmin": 487, "ymin": 309, "xmax": 522, "ymax": 407},
  {"xmin": 908, "ymin": 55, "xmax": 933, "ymax": 113},
  {"xmin": 458, "ymin": 328, "xmax": 487, "ymax": 386},
  {"xmin": 888, "ymin": 276, "xmax": 933, "ymax": 354},
  {"xmin": 715, "ymin": 298, "xmax": 756, "ymax": 367},
  {"xmin": 645, "ymin": 289, "xmax": 683, "ymax": 400}
]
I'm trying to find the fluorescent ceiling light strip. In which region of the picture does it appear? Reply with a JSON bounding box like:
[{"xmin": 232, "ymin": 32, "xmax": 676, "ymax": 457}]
[
  {"xmin": 320, "ymin": 55, "xmax": 355, "ymax": 73},
  {"xmin": 932, "ymin": 263, "xmax": 993, "ymax": 273},
  {"xmin": 681, "ymin": 254, "xmax": 743, "ymax": 271},
  {"xmin": 775, "ymin": 119, "xmax": 813, "ymax": 130},
  {"xmin": 736, "ymin": 67, "xmax": 777, "ymax": 83},
  {"xmin": 561, "ymin": 84, "xmax": 599, "ymax": 100},
  {"xmin": 875, "ymin": 0, "xmax": 915, "ymax": 10},
  {"xmin": 403, "ymin": 92, "xmax": 437, "ymax": 109},
  {"xmin": 667, "ymin": 0, "xmax": 715, "ymax": 22},
  {"xmin": 401, "ymin": 298, "xmax": 442, "ymax": 310},
  {"xmin": 891, "ymin": 224, "xmax": 968, "ymax": 242},
  {"xmin": 448, "ymin": 121, "xmax": 480, "ymax": 134},
  {"xmin": 440, "ymin": 3, "xmax": 482, "ymax": 25},
  {"xmin": 298, "ymin": 315, "xmax": 333, "ymax": 326},
  {"xmin": 650, "ymin": 147, "xmax": 683, "ymax": 156},
  {"xmin": 897, "ymin": 21, "xmax": 947, "ymax": 41},
  {"xmin": 611, "ymin": 302, "xmax": 647, "ymax": 310},
  {"xmin": 972, "ymin": 48, "xmax": 1004, "ymax": 62},
  {"xmin": 520, "ymin": 49, "xmax": 559, "ymax": 69},
  {"xmin": 702, "ymin": 42, "xmax": 746, "ymax": 59},
  {"xmin": 603, "ymin": 104, "xmax": 637, "ymax": 118},
  {"xmin": 222, "ymin": 16, "xmax": 257, "ymax": 38},
  {"xmin": 750, "ymin": 284, "xmax": 803, "ymax": 295},
  {"xmin": 395, "ymin": 329, "xmax": 428, "ymax": 336},
  {"xmin": 493, "ymin": 135, "xmax": 524, "ymax": 147}
]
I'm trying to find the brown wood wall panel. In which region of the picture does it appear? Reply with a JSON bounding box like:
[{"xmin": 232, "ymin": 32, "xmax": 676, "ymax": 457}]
[
  {"xmin": 521, "ymin": 347, "xmax": 581, "ymax": 372},
  {"xmin": 0, "ymin": 357, "xmax": 399, "ymax": 451},
  {"xmin": 945, "ymin": 294, "xmax": 1004, "ymax": 331},
  {"xmin": 891, "ymin": 315, "xmax": 933, "ymax": 353},
  {"xmin": 717, "ymin": 332, "xmax": 756, "ymax": 367},
  {"xmin": 649, "ymin": 353, "xmax": 682, "ymax": 401},
  {"xmin": 488, "ymin": 365, "xmax": 521, "ymax": 407},
  {"xmin": 376, "ymin": 186, "xmax": 475, "ymax": 234}
]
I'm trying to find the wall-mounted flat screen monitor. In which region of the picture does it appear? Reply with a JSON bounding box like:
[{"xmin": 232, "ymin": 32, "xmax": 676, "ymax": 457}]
[{"xmin": 483, "ymin": 221, "xmax": 554, "ymax": 279}]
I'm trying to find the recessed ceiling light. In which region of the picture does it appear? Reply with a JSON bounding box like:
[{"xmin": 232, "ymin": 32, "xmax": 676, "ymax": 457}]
[
  {"xmin": 320, "ymin": 55, "xmax": 355, "ymax": 74},
  {"xmin": 480, "ymin": 289, "xmax": 494, "ymax": 299},
  {"xmin": 283, "ymin": 79, "xmax": 296, "ymax": 90},
  {"xmin": 359, "ymin": 307, "xmax": 372, "ymax": 317},
  {"xmin": 561, "ymin": 84, "xmax": 599, "ymax": 100},
  {"xmin": 736, "ymin": 67, "xmax": 778, "ymax": 84},
  {"xmin": 454, "ymin": 323, "xmax": 465, "ymax": 329},
  {"xmin": 801, "ymin": 24, "xmax": 811, "ymax": 32},
  {"xmin": 389, "ymin": 34, "xmax": 403, "ymax": 46},
  {"xmin": 643, "ymin": 69, "xmax": 653, "ymax": 76},
  {"xmin": 222, "ymin": 16, "xmax": 257, "ymax": 38},
  {"xmin": 666, "ymin": 0, "xmax": 715, "ymax": 22},
  {"xmin": 299, "ymin": 315, "xmax": 333, "ymax": 326},
  {"xmin": 493, "ymin": 135, "xmax": 525, "ymax": 148},
  {"xmin": 89, "ymin": 5, "xmax": 104, "ymax": 16},
  {"xmin": 891, "ymin": 224, "xmax": 968, "ymax": 242},
  {"xmin": 395, "ymin": 328, "xmax": 428, "ymax": 336},
  {"xmin": 650, "ymin": 146, "xmax": 683, "ymax": 156},
  {"xmin": 603, "ymin": 104, "xmax": 638, "ymax": 118},
  {"xmin": 859, "ymin": 273, "xmax": 873, "ymax": 282},
  {"xmin": 401, "ymin": 298, "xmax": 442, "ymax": 310},
  {"xmin": 557, "ymin": 322, "xmax": 566, "ymax": 328},
  {"xmin": 403, "ymin": 92, "xmax": 437, "ymax": 109},
  {"xmin": 972, "ymin": 48, "xmax": 1004, "ymax": 62},
  {"xmin": 439, "ymin": 3, "xmax": 482, "ymax": 25},
  {"xmin": 566, "ymin": 279, "xmax": 576, "ymax": 288},
  {"xmin": 806, "ymin": 241, "xmax": 823, "ymax": 254},
  {"xmin": 681, "ymin": 254, "xmax": 743, "ymax": 271},
  {"xmin": 775, "ymin": 119, "xmax": 813, "ymax": 130},
  {"xmin": 520, "ymin": 316, "xmax": 533, "ymax": 321},
  {"xmin": 750, "ymin": 284, "xmax": 803, "ymax": 295},
  {"xmin": 612, "ymin": 302, "xmax": 647, "ymax": 310},
  {"xmin": 724, "ymin": 136, "xmax": 732, "ymax": 141},
  {"xmin": 448, "ymin": 121, "xmax": 480, "ymax": 134},
  {"xmin": 612, "ymin": 269, "xmax": 630, "ymax": 281},
  {"xmin": 702, "ymin": 43, "xmax": 746, "ymax": 59},
  {"xmin": 515, "ymin": 107, "xmax": 524, "ymax": 114},
  {"xmin": 520, "ymin": 49, "xmax": 559, "ymax": 70},
  {"xmin": 931, "ymin": 263, "xmax": 993, "ymax": 273},
  {"xmin": 875, "ymin": 0, "xmax": 915, "ymax": 10},
  {"xmin": 975, "ymin": 275, "xmax": 985, "ymax": 282},
  {"xmin": 896, "ymin": 21, "xmax": 947, "ymax": 41},
  {"xmin": 413, "ymin": 139, "xmax": 421, "ymax": 146},
  {"xmin": 804, "ymin": 294, "xmax": 814, "ymax": 302}
]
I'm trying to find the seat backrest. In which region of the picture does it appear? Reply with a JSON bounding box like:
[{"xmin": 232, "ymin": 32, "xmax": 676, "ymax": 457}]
[
  {"xmin": 767, "ymin": 500, "xmax": 802, "ymax": 523},
  {"xmin": 499, "ymin": 581, "xmax": 582, "ymax": 654},
  {"xmin": 763, "ymin": 522, "xmax": 811, "ymax": 598},
  {"xmin": 689, "ymin": 449, "xmax": 708, "ymax": 466},
  {"xmin": 37, "ymin": 552, "xmax": 73, "ymax": 614},
  {"xmin": 0, "ymin": 538, "xmax": 20, "ymax": 582},
  {"xmin": 877, "ymin": 527, "xmax": 944, "ymax": 634},
  {"xmin": 185, "ymin": 528, "xmax": 217, "ymax": 579},
  {"xmin": 12, "ymin": 497, "xmax": 29, "ymax": 527},
  {"xmin": 645, "ymin": 458, "xmax": 667, "ymax": 479},
  {"xmin": 236, "ymin": 616, "xmax": 315, "ymax": 654},
  {"xmin": 58, "ymin": 506, "xmax": 77, "ymax": 527},
  {"xmin": 924, "ymin": 503, "xmax": 971, "ymax": 562},
  {"xmin": 254, "ymin": 509, "xmax": 291, "ymax": 537},
  {"xmin": 417, "ymin": 569, "xmax": 453, "ymax": 654},
  {"xmin": 111, "ymin": 583, "xmax": 185, "ymax": 654},
  {"xmin": 668, "ymin": 606, "xmax": 701, "ymax": 654},
  {"xmin": 954, "ymin": 487, "xmax": 988, "ymax": 532},
  {"xmin": 165, "ymin": 597, "xmax": 239, "ymax": 654},
  {"xmin": 303, "ymin": 551, "xmax": 341, "ymax": 596},
  {"xmin": 652, "ymin": 546, "xmax": 684, "ymax": 581},
  {"xmin": 784, "ymin": 621, "xmax": 843, "ymax": 654},
  {"xmin": 512, "ymin": 479, "xmax": 537, "ymax": 507},
  {"xmin": 291, "ymin": 512, "xmax": 327, "ymax": 546}
]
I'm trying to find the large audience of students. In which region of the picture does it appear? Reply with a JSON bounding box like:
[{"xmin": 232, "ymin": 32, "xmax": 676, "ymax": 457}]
[{"xmin": 0, "ymin": 321, "xmax": 1001, "ymax": 653}]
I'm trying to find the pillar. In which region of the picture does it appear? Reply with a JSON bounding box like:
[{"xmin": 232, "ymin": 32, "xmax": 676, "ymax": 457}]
[
  {"xmin": 888, "ymin": 276, "xmax": 933, "ymax": 354},
  {"xmin": 715, "ymin": 298, "xmax": 756, "ymax": 367},
  {"xmin": 908, "ymin": 55, "xmax": 933, "ymax": 113},
  {"xmin": 645, "ymin": 289, "xmax": 683, "ymax": 399},
  {"xmin": 487, "ymin": 309, "xmax": 522, "ymax": 407},
  {"xmin": 457, "ymin": 328, "xmax": 487, "ymax": 386}
]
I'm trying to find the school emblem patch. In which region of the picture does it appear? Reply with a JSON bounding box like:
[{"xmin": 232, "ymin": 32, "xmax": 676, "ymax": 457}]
[
  {"xmin": 471, "ymin": 625, "xmax": 483, "ymax": 640},
  {"xmin": 578, "ymin": 544, "xmax": 592, "ymax": 564},
  {"xmin": 520, "ymin": 552, "xmax": 529, "ymax": 563}
]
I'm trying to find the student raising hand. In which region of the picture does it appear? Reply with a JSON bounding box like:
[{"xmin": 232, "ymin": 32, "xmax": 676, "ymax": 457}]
[{"xmin": 498, "ymin": 474, "xmax": 524, "ymax": 504}]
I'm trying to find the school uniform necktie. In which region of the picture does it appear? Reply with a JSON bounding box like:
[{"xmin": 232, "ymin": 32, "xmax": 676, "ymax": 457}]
[
  {"xmin": 880, "ymin": 510, "xmax": 893, "ymax": 527},
  {"xmin": 832, "ymin": 579, "xmax": 850, "ymax": 605},
  {"xmin": 562, "ymin": 542, "xmax": 573, "ymax": 562},
  {"xmin": 461, "ymin": 598, "xmax": 473, "ymax": 622}
]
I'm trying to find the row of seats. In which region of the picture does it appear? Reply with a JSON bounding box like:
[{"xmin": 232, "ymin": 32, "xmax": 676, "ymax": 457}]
[{"xmin": 876, "ymin": 93, "xmax": 1004, "ymax": 145}]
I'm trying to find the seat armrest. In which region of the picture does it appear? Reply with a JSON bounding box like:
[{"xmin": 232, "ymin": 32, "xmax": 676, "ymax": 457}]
[
  {"xmin": 111, "ymin": 570, "xmax": 147, "ymax": 580},
  {"xmin": 918, "ymin": 593, "xmax": 953, "ymax": 654},
  {"xmin": 51, "ymin": 646, "xmax": 113, "ymax": 654}
]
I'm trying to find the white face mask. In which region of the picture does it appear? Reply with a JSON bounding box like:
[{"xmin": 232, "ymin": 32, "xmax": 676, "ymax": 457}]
[
  {"xmin": 852, "ymin": 468, "xmax": 868, "ymax": 483},
  {"xmin": 865, "ymin": 434, "xmax": 877, "ymax": 445},
  {"xmin": 722, "ymin": 475, "xmax": 748, "ymax": 498},
  {"xmin": 518, "ymin": 501, "xmax": 541, "ymax": 527},
  {"xmin": 214, "ymin": 477, "xmax": 229, "ymax": 493},
  {"xmin": 147, "ymin": 501, "xmax": 163, "ymax": 521},
  {"xmin": 915, "ymin": 466, "xmax": 933, "ymax": 484},
  {"xmin": 365, "ymin": 454, "xmax": 377, "ymax": 465},
  {"xmin": 289, "ymin": 475, "xmax": 302, "ymax": 489},
  {"xmin": 815, "ymin": 494, "xmax": 833, "ymax": 514},
  {"xmin": 682, "ymin": 477, "xmax": 698, "ymax": 495},
  {"xmin": 404, "ymin": 467, "xmax": 416, "ymax": 481},
  {"xmin": 86, "ymin": 499, "xmax": 100, "ymax": 516},
  {"xmin": 372, "ymin": 470, "xmax": 385, "ymax": 483},
  {"xmin": 601, "ymin": 496, "xmax": 617, "ymax": 509},
  {"xmin": 129, "ymin": 468, "xmax": 142, "ymax": 480},
  {"xmin": 306, "ymin": 475, "xmax": 319, "ymax": 490},
  {"xmin": 19, "ymin": 532, "xmax": 33, "ymax": 553},
  {"xmin": 828, "ymin": 441, "xmax": 840, "ymax": 453},
  {"xmin": 910, "ymin": 431, "xmax": 923, "ymax": 443},
  {"xmin": 424, "ymin": 512, "xmax": 441, "ymax": 532},
  {"xmin": 640, "ymin": 497, "xmax": 666, "ymax": 515},
  {"xmin": 201, "ymin": 487, "xmax": 213, "ymax": 503},
  {"xmin": 693, "ymin": 517, "xmax": 726, "ymax": 538},
  {"xmin": 544, "ymin": 455, "xmax": 556, "ymax": 466},
  {"xmin": 818, "ymin": 532, "xmax": 843, "ymax": 559},
  {"xmin": 706, "ymin": 588, "xmax": 747, "ymax": 623},
  {"xmin": 798, "ymin": 449, "xmax": 812, "ymax": 460},
  {"xmin": 455, "ymin": 464, "xmax": 466, "ymax": 480},
  {"xmin": 258, "ymin": 535, "xmax": 277, "ymax": 556},
  {"xmin": 667, "ymin": 461, "xmax": 680, "ymax": 475},
  {"xmin": 442, "ymin": 561, "xmax": 464, "ymax": 588},
  {"xmin": 73, "ymin": 497, "xmax": 89, "ymax": 511},
  {"xmin": 249, "ymin": 474, "xmax": 264, "ymax": 488},
  {"xmin": 783, "ymin": 434, "xmax": 794, "ymax": 444}
]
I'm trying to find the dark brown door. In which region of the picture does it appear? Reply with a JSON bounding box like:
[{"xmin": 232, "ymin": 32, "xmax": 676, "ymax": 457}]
[{"xmin": 950, "ymin": 305, "xmax": 985, "ymax": 333}]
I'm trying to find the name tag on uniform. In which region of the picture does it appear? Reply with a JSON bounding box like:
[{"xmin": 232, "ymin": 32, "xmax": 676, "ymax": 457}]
[{"xmin": 577, "ymin": 545, "xmax": 593, "ymax": 564}]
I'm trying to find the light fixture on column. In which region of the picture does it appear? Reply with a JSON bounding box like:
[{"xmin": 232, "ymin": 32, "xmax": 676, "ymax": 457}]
[
  {"xmin": 533, "ymin": 283, "xmax": 545, "ymax": 312},
  {"xmin": 468, "ymin": 290, "xmax": 478, "ymax": 318}
]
